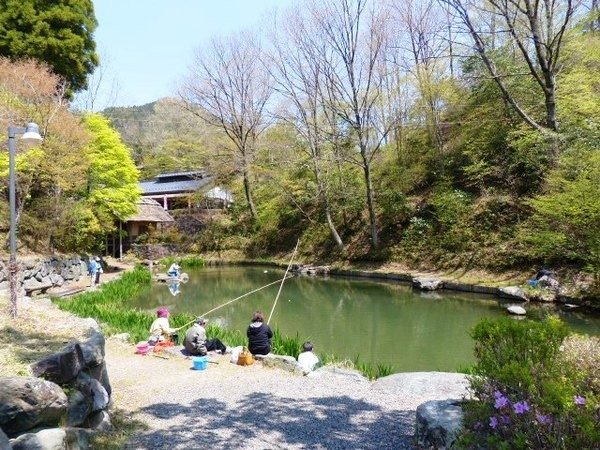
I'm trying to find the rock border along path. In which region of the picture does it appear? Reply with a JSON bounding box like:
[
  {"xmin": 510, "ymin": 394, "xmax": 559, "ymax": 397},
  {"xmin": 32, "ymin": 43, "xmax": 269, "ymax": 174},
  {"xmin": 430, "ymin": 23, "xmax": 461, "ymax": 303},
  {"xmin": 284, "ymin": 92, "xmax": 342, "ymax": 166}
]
[{"xmin": 106, "ymin": 339, "xmax": 469, "ymax": 449}]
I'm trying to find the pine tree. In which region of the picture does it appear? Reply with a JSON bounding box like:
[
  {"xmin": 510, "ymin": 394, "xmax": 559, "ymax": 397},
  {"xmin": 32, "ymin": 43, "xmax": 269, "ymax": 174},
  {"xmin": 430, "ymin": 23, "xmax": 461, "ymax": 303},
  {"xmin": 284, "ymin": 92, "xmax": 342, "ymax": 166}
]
[{"xmin": 0, "ymin": 0, "xmax": 98, "ymax": 94}]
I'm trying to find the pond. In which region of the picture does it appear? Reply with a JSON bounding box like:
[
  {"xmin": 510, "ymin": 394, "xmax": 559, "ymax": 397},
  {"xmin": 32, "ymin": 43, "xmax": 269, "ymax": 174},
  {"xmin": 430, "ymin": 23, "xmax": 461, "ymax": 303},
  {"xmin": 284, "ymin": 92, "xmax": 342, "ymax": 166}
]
[{"xmin": 128, "ymin": 265, "xmax": 600, "ymax": 373}]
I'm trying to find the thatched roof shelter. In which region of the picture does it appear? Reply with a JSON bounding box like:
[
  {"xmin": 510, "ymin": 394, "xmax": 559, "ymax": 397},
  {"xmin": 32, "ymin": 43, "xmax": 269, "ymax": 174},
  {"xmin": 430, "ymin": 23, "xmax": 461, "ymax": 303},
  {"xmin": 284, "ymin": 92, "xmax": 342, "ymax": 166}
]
[{"xmin": 127, "ymin": 198, "xmax": 174, "ymax": 223}]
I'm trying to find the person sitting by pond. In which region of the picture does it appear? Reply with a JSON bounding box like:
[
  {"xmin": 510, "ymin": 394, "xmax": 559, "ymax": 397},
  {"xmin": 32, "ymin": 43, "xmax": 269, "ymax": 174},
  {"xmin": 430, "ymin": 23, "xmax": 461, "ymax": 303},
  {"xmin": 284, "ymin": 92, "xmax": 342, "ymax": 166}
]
[
  {"xmin": 528, "ymin": 268, "xmax": 559, "ymax": 290},
  {"xmin": 149, "ymin": 307, "xmax": 178, "ymax": 345},
  {"xmin": 167, "ymin": 261, "xmax": 181, "ymax": 278},
  {"xmin": 247, "ymin": 310, "xmax": 273, "ymax": 356},
  {"xmin": 297, "ymin": 341, "xmax": 320, "ymax": 374},
  {"xmin": 184, "ymin": 317, "xmax": 228, "ymax": 356}
]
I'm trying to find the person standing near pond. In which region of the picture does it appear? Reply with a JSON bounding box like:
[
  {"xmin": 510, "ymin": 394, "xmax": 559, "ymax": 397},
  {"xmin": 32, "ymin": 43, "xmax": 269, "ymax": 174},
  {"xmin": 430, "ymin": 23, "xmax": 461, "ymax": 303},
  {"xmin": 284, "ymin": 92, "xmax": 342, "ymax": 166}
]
[
  {"xmin": 184, "ymin": 317, "xmax": 227, "ymax": 355},
  {"xmin": 88, "ymin": 256, "xmax": 102, "ymax": 287},
  {"xmin": 93, "ymin": 256, "xmax": 103, "ymax": 285},
  {"xmin": 247, "ymin": 310, "xmax": 273, "ymax": 355}
]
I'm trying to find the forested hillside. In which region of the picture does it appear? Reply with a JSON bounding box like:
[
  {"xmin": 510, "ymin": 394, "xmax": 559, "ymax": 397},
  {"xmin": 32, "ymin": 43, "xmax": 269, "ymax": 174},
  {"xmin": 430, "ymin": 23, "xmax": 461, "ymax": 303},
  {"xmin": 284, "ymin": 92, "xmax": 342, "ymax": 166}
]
[{"xmin": 103, "ymin": 1, "xmax": 599, "ymax": 299}]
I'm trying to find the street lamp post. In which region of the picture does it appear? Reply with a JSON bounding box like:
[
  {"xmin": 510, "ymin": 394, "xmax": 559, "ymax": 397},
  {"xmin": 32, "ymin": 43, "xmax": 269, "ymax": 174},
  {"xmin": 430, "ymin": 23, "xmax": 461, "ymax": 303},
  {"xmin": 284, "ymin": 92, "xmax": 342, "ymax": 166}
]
[{"xmin": 7, "ymin": 123, "xmax": 43, "ymax": 318}]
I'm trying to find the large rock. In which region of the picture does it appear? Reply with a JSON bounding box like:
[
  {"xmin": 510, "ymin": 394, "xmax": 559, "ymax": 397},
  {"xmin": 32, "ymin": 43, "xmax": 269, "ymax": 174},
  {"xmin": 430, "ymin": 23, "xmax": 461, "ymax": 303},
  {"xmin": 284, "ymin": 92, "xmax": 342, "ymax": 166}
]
[
  {"xmin": 309, "ymin": 366, "xmax": 368, "ymax": 382},
  {"xmin": 0, "ymin": 428, "xmax": 10, "ymax": 450},
  {"xmin": 70, "ymin": 330, "xmax": 105, "ymax": 368},
  {"xmin": 372, "ymin": 372, "xmax": 470, "ymax": 400},
  {"xmin": 88, "ymin": 410, "xmax": 112, "ymax": 432},
  {"xmin": 416, "ymin": 399, "xmax": 464, "ymax": 449},
  {"xmin": 0, "ymin": 377, "xmax": 67, "ymax": 435},
  {"xmin": 90, "ymin": 379, "xmax": 110, "ymax": 412},
  {"xmin": 22, "ymin": 277, "xmax": 53, "ymax": 295},
  {"xmin": 507, "ymin": 305, "xmax": 527, "ymax": 315},
  {"xmin": 67, "ymin": 390, "xmax": 92, "ymax": 427},
  {"xmin": 256, "ymin": 354, "xmax": 303, "ymax": 374},
  {"xmin": 10, "ymin": 427, "xmax": 66, "ymax": 450},
  {"xmin": 65, "ymin": 427, "xmax": 91, "ymax": 449},
  {"xmin": 49, "ymin": 273, "xmax": 65, "ymax": 287},
  {"xmin": 31, "ymin": 344, "xmax": 85, "ymax": 384},
  {"xmin": 88, "ymin": 361, "xmax": 112, "ymax": 396},
  {"xmin": 412, "ymin": 277, "xmax": 444, "ymax": 291},
  {"xmin": 498, "ymin": 286, "xmax": 527, "ymax": 301}
]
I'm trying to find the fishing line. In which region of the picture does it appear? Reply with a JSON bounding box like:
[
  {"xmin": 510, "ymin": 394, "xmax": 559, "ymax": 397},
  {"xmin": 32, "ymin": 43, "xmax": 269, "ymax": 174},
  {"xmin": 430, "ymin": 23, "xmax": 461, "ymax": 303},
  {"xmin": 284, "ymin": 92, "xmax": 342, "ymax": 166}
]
[
  {"xmin": 175, "ymin": 275, "xmax": 293, "ymax": 331},
  {"xmin": 267, "ymin": 239, "xmax": 300, "ymax": 325}
]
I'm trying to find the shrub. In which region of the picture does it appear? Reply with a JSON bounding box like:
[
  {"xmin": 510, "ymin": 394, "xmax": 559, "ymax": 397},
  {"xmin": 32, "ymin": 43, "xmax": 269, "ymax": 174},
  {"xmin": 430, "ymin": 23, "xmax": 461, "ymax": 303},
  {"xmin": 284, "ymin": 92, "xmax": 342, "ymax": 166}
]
[
  {"xmin": 458, "ymin": 317, "xmax": 599, "ymax": 449},
  {"xmin": 559, "ymin": 334, "xmax": 600, "ymax": 395}
]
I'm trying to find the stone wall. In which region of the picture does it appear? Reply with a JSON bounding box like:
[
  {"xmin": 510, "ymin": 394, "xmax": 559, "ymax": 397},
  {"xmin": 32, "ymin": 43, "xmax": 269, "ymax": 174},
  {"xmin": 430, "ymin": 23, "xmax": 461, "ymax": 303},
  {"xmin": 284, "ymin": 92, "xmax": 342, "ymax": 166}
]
[
  {"xmin": 0, "ymin": 320, "xmax": 112, "ymax": 449},
  {"xmin": 0, "ymin": 256, "xmax": 89, "ymax": 296}
]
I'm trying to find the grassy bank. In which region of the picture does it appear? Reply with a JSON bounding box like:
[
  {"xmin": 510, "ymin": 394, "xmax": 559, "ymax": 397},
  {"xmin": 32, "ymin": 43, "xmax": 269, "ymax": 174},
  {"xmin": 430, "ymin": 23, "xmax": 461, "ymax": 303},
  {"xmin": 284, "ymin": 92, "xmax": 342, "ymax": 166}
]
[{"xmin": 53, "ymin": 265, "xmax": 392, "ymax": 379}]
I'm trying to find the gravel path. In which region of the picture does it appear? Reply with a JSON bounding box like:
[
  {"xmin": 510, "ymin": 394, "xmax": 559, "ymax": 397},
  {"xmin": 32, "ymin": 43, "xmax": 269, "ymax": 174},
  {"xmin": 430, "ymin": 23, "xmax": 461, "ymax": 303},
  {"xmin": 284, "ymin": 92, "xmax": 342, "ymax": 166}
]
[{"xmin": 106, "ymin": 340, "xmax": 469, "ymax": 449}]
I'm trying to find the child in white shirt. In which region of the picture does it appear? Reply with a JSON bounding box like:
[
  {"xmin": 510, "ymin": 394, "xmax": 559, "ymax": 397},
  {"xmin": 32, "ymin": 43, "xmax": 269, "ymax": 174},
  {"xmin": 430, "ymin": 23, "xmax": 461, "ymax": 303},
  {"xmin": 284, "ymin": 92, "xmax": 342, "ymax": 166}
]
[{"xmin": 297, "ymin": 341, "xmax": 320, "ymax": 374}]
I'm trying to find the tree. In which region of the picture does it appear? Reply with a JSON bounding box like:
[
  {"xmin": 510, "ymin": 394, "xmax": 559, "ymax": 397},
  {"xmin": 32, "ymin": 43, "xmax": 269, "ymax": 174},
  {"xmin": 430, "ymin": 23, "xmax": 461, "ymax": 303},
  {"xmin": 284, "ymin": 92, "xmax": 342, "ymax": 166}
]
[
  {"xmin": 71, "ymin": 50, "xmax": 120, "ymax": 112},
  {"xmin": 83, "ymin": 114, "xmax": 140, "ymax": 228},
  {"xmin": 180, "ymin": 32, "xmax": 272, "ymax": 220},
  {"xmin": 394, "ymin": 0, "xmax": 453, "ymax": 164},
  {"xmin": 0, "ymin": 57, "xmax": 91, "ymax": 251},
  {"xmin": 441, "ymin": 0, "xmax": 578, "ymax": 137},
  {"xmin": 0, "ymin": 0, "xmax": 99, "ymax": 94},
  {"xmin": 269, "ymin": 5, "xmax": 344, "ymax": 248},
  {"xmin": 311, "ymin": 0, "xmax": 396, "ymax": 249}
]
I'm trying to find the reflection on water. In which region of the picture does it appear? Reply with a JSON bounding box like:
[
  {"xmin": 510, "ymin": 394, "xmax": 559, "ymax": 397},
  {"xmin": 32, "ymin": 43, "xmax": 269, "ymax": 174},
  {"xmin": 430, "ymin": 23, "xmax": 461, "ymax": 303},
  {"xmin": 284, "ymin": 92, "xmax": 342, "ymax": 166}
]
[{"xmin": 128, "ymin": 266, "xmax": 600, "ymax": 373}]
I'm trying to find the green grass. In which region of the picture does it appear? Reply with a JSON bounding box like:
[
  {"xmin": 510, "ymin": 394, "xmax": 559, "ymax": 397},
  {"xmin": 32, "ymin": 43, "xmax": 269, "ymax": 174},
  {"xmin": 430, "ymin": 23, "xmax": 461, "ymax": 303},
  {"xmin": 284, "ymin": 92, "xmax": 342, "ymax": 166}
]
[
  {"xmin": 53, "ymin": 264, "xmax": 393, "ymax": 379},
  {"xmin": 160, "ymin": 255, "xmax": 206, "ymax": 268},
  {"xmin": 90, "ymin": 408, "xmax": 148, "ymax": 450}
]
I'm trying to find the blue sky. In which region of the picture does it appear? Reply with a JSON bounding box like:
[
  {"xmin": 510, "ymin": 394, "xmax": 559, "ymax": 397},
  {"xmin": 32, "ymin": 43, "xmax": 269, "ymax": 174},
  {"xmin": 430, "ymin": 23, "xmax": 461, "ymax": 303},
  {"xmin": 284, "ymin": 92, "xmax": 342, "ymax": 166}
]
[{"xmin": 89, "ymin": 0, "xmax": 292, "ymax": 108}]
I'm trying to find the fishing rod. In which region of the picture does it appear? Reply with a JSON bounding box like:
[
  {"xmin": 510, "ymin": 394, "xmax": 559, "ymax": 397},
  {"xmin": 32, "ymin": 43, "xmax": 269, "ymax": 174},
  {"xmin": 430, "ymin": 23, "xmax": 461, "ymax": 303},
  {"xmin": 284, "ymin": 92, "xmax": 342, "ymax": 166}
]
[
  {"xmin": 267, "ymin": 239, "xmax": 300, "ymax": 325},
  {"xmin": 175, "ymin": 275, "xmax": 293, "ymax": 331}
]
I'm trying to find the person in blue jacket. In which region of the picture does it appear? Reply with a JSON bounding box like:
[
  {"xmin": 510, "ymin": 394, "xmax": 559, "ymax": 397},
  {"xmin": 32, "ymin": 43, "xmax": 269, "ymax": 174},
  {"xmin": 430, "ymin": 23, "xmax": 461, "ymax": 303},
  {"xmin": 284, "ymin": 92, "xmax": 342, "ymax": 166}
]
[
  {"xmin": 246, "ymin": 310, "xmax": 273, "ymax": 355},
  {"xmin": 88, "ymin": 256, "xmax": 102, "ymax": 287}
]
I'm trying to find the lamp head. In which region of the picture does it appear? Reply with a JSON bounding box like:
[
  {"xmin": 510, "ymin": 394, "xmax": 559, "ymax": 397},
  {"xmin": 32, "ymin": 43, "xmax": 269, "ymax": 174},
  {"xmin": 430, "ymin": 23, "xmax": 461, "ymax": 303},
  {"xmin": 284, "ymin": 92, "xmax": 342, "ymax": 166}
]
[{"xmin": 20, "ymin": 123, "xmax": 43, "ymax": 148}]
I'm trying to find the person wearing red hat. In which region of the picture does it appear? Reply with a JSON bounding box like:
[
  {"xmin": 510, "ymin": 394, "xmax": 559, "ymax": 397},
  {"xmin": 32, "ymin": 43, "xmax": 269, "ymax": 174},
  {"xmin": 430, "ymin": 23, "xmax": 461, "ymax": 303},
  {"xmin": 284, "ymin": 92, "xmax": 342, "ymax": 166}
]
[{"xmin": 148, "ymin": 307, "xmax": 178, "ymax": 345}]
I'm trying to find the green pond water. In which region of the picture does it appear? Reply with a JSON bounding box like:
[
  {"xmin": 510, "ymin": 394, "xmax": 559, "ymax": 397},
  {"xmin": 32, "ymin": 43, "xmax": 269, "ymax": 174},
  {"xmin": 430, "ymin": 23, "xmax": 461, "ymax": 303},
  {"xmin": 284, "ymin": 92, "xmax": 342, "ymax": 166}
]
[{"xmin": 129, "ymin": 265, "xmax": 600, "ymax": 373}]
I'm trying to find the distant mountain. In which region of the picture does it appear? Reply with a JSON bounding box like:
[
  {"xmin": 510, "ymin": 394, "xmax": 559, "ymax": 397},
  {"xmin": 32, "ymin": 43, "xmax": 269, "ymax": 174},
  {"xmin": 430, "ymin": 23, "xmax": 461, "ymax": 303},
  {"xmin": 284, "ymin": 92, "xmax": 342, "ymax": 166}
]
[
  {"xmin": 102, "ymin": 100, "xmax": 158, "ymax": 138},
  {"xmin": 100, "ymin": 97, "xmax": 214, "ymax": 178}
]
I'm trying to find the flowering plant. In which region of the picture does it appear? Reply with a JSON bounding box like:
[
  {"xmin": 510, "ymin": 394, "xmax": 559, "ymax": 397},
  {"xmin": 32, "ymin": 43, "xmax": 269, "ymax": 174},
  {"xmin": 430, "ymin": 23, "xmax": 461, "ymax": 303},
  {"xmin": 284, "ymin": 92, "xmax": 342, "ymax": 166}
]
[{"xmin": 457, "ymin": 317, "xmax": 599, "ymax": 448}]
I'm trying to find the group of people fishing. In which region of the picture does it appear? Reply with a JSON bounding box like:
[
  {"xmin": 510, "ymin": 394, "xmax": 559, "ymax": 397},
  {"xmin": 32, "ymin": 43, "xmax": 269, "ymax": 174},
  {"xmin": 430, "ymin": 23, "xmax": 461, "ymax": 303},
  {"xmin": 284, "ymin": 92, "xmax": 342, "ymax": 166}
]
[
  {"xmin": 147, "ymin": 242, "xmax": 321, "ymax": 371},
  {"xmin": 147, "ymin": 306, "xmax": 320, "ymax": 373}
]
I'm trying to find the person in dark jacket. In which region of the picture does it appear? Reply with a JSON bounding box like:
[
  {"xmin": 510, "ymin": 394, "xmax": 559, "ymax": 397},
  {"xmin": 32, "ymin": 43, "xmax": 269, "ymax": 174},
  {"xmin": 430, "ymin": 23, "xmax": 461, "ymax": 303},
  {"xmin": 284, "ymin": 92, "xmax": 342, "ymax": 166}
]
[{"xmin": 246, "ymin": 310, "xmax": 273, "ymax": 355}]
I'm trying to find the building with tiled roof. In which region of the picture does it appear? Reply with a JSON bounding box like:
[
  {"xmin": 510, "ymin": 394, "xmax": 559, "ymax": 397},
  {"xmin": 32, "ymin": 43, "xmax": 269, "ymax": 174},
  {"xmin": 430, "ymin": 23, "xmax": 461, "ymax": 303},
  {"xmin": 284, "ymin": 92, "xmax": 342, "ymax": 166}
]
[{"xmin": 139, "ymin": 170, "xmax": 213, "ymax": 210}]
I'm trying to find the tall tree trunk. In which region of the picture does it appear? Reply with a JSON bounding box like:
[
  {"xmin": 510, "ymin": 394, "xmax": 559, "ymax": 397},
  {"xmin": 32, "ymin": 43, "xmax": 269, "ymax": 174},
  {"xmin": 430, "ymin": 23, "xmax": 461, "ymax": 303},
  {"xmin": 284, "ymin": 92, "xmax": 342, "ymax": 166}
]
[
  {"xmin": 242, "ymin": 161, "xmax": 257, "ymax": 219},
  {"xmin": 361, "ymin": 148, "xmax": 379, "ymax": 249},
  {"xmin": 314, "ymin": 162, "xmax": 343, "ymax": 248}
]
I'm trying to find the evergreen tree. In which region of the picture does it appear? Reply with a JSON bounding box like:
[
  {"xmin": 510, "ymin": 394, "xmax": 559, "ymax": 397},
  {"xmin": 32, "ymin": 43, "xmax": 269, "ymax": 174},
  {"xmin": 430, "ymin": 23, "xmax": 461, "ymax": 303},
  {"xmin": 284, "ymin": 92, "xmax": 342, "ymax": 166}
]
[{"xmin": 0, "ymin": 0, "xmax": 98, "ymax": 94}]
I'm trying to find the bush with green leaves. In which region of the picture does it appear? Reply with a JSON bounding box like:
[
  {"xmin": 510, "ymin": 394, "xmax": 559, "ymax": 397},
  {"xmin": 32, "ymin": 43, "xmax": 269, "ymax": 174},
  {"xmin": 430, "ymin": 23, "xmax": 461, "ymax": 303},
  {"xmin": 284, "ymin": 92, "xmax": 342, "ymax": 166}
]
[
  {"xmin": 519, "ymin": 148, "xmax": 600, "ymax": 290},
  {"xmin": 458, "ymin": 316, "xmax": 599, "ymax": 449}
]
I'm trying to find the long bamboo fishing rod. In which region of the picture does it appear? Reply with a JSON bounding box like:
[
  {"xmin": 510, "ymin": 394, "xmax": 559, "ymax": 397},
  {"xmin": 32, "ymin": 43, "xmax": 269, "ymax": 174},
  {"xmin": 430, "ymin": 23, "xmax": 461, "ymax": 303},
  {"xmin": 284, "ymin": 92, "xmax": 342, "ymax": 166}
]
[
  {"xmin": 175, "ymin": 275, "xmax": 293, "ymax": 331},
  {"xmin": 267, "ymin": 239, "xmax": 300, "ymax": 325}
]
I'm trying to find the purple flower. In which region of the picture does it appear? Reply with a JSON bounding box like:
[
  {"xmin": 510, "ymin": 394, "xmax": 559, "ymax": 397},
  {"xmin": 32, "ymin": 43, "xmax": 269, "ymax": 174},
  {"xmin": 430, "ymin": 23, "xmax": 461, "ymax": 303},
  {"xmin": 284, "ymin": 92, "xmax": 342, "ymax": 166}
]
[
  {"xmin": 500, "ymin": 415, "xmax": 511, "ymax": 425},
  {"xmin": 489, "ymin": 416, "xmax": 498, "ymax": 429},
  {"xmin": 574, "ymin": 395, "xmax": 586, "ymax": 406},
  {"xmin": 514, "ymin": 401, "xmax": 530, "ymax": 414},
  {"xmin": 536, "ymin": 413, "xmax": 553, "ymax": 425},
  {"xmin": 494, "ymin": 394, "xmax": 509, "ymax": 410}
]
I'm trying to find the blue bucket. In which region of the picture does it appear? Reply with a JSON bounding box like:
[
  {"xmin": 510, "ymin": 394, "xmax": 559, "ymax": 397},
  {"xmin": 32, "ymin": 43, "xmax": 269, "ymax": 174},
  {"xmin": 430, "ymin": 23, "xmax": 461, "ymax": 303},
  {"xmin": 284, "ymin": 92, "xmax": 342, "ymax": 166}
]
[{"xmin": 192, "ymin": 356, "xmax": 208, "ymax": 371}]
